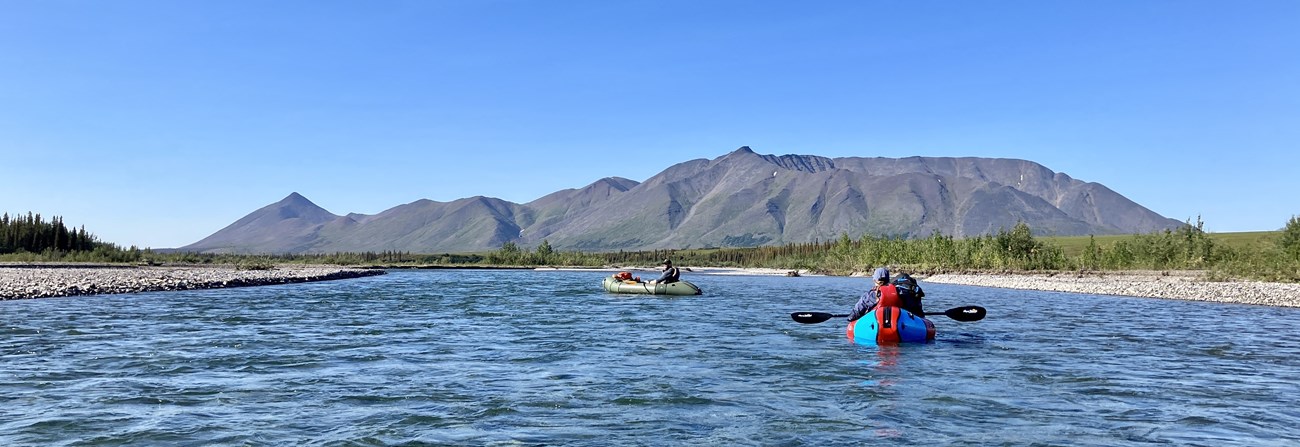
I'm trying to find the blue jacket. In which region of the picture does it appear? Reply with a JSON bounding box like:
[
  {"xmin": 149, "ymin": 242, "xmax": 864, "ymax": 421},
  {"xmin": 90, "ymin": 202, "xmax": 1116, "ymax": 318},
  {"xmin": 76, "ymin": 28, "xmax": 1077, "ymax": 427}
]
[{"xmin": 846, "ymin": 286, "xmax": 881, "ymax": 322}]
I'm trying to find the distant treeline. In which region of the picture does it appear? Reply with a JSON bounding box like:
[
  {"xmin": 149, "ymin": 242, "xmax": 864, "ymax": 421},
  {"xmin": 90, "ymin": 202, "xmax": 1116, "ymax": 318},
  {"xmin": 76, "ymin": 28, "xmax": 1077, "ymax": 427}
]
[
  {"xmin": 388, "ymin": 216, "xmax": 1300, "ymax": 282},
  {"xmin": 4, "ymin": 211, "xmax": 1298, "ymax": 282},
  {"xmin": 483, "ymin": 217, "xmax": 1300, "ymax": 282},
  {"xmin": 1, "ymin": 212, "xmax": 104, "ymax": 254}
]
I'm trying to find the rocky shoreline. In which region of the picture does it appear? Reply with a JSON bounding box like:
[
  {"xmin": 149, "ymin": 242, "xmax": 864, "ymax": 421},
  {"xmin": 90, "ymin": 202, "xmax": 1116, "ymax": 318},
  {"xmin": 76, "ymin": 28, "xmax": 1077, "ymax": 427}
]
[
  {"xmin": 6, "ymin": 264, "xmax": 1298, "ymax": 308},
  {"xmin": 923, "ymin": 271, "xmax": 1300, "ymax": 308},
  {"xmin": 566, "ymin": 266, "xmax": 1300, "ymax": 308},
  {"xmin": 0, "ymin": 265, "xmax": 386, "ymax": 300}
]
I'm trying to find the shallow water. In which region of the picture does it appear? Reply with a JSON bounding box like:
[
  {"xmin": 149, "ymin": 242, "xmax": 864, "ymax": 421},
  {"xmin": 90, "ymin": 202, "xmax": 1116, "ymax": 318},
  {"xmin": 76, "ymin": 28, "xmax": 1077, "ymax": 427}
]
[{"xmin": 3, "ymin": 269, "xmax": 1298, "ymax": 446}]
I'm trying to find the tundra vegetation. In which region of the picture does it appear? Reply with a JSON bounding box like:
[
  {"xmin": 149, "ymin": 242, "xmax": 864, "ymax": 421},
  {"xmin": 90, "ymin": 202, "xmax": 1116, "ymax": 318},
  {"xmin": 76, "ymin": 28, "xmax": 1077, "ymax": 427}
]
[{"xmin": 3, "ymin": 212, "xmax": 1298, "ymax": 283}]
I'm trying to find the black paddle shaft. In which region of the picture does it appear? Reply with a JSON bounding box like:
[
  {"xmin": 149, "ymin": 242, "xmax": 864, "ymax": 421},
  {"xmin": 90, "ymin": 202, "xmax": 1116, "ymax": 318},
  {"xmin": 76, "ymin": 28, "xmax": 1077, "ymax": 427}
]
[{"xmin": 790, "ymin": 306, "xmax": 986, "ymax": 324}]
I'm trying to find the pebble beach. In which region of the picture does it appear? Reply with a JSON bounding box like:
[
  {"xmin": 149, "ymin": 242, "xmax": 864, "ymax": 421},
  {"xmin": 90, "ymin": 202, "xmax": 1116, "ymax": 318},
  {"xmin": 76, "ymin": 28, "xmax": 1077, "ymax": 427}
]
[
  {"xmin": 0, "ymin": 264, "xmax": 385, "ymax": 300},
  {"xmin": 687, "ymin": 267, "xmax": 1300, "ymax": 308},
  {"xmin": 923, "ymin": 271, "xmax": 1300, "ymax": 308},
  {"xmin": 5, "ymin": 264, "xmax": 1299, "ymax": 308}
]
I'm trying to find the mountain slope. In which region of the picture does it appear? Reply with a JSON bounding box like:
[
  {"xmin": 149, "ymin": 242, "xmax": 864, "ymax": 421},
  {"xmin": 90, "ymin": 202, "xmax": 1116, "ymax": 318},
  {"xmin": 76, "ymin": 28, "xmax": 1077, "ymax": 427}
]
[
  {"xmin": 181, "ymin": 192, "xmax": 341, "ymax": 254},
  {"xmin": 179, "ymin": 148, "xmax": 1185, "ymax": 254}
]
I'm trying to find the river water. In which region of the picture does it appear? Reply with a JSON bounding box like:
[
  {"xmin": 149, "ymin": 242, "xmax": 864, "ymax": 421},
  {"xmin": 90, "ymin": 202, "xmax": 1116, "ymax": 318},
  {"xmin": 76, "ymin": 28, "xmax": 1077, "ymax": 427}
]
[{"xmin": 2, "ymin": 269, "xmax": 1298, "ymax": 446}]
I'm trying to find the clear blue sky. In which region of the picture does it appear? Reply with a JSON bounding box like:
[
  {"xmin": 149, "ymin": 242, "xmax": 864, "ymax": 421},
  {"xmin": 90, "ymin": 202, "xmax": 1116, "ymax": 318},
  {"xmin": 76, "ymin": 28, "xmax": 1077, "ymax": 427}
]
[{"xmin": 3, "ymin": 1, "xmax": 1297, "ymax": 249}]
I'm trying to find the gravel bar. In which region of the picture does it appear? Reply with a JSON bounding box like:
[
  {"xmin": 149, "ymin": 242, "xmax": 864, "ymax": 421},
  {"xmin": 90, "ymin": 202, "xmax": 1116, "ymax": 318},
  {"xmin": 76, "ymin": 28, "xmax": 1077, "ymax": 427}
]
[
  {"xmin": 0, "ymin": 265, "xmax": 386, "ymax": 300},
  {"xmin": 923, "ymin": 271, "xmax": 1300, "ymax": 308}
]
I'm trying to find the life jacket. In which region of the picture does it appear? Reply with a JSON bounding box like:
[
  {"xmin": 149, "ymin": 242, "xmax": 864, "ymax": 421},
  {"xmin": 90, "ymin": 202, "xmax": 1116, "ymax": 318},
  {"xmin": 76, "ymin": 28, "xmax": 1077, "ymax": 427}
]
[
  {"xmin": 614, "ymin": 271, "xmax": 632, "ymax": 281},
  {"xmin": 876, "ymin": 283, "xmax": 902, "ymax": 308},
  {"xmin": 664, "ymin": 266, "xmax": 680, "ymax": 282}
]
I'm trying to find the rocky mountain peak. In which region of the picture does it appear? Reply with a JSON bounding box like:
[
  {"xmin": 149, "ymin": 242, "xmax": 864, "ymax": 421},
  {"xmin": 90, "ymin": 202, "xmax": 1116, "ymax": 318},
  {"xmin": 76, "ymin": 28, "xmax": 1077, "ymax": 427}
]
[
  {"xmin": 758, "ymin": 153, "xmax": 835, "ymax": 173},
  {"xmin": 721, "ymin": 146, "xmax": 835, "ymax": 173},
  {"xmin": 179, "ymin": 148, "xmax": 1184, "ymax": 254}
]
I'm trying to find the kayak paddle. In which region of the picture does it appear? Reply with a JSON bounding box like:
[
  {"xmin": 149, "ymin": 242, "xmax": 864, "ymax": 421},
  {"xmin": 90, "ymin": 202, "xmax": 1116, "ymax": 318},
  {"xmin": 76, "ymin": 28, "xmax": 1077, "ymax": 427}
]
[
  {"xmin": 789, "ymin": 312, "xmax": 848, "ymax": 324},
  {"xmin": 790, "ymin": 305, "xmax": 986, "ymax": 324},
  {"xmin": 930, "ymin": 305, "xmax": 986, "ymax": 322}
]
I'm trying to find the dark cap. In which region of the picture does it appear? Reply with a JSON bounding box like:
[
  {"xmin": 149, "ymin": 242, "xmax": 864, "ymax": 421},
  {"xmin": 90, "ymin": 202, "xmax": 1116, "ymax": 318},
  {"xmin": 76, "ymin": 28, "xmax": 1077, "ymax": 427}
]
[{"xmin": 661, "ymin": 259, "xmax": 672, "ymax": 265}]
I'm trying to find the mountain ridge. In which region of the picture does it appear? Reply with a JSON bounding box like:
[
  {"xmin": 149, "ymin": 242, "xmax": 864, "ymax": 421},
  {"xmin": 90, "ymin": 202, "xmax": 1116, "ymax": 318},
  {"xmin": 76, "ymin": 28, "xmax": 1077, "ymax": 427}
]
[{"xmin": 179, "ymin": 147, "xmax": 1184, "ymax": 254}]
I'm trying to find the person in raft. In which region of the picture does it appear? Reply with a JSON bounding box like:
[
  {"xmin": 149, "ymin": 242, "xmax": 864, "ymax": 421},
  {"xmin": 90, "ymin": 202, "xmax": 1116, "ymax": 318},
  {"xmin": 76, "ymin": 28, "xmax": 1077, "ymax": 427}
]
[
  {"xmin": 847, "ymin": 267, "xmax": 925, "ymax": 321},
  {"xmin": 891, "ymin": 272, "xmax": 926, "ymax": 315},
  {"xmin": 648, "ymin": 259, "xmax": 681, "ymax": 285}
]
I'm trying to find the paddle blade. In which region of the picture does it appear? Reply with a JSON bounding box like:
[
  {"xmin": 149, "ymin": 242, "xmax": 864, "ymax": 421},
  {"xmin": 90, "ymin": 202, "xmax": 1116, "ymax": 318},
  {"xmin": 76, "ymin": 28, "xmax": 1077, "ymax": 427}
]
[
  {"xmin": 790, "ymin": 312, "xmax": 848, "ymax": 324},
  {"xmin": 935, "ymin": 305, "xmax": 986, "ymax": 322}
]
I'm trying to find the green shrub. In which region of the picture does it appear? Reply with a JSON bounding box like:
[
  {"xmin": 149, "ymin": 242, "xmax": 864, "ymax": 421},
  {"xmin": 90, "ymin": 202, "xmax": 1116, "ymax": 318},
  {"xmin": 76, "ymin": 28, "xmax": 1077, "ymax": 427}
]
[
  {"xmin": 1281, "ymin": 215, "xmax": 1300, "ymax": 262},
  {"xmin": 235, "ymin": 259, "xmax": 276, "ymax": 271}
]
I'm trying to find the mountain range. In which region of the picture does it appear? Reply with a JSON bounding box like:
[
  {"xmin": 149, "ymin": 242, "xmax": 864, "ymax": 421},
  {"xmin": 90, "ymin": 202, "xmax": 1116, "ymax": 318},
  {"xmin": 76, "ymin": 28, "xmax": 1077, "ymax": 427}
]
[{"xmin": 179, "ymin": 147, "xmax": 1184, "ymax": 254}]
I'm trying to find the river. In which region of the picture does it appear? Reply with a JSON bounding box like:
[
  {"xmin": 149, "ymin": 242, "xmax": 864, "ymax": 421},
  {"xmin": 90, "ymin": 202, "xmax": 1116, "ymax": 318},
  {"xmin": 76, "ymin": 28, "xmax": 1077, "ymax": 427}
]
[{"xmin": 3, "ymin": 269, "xmax": 1297, "ymax": 446}]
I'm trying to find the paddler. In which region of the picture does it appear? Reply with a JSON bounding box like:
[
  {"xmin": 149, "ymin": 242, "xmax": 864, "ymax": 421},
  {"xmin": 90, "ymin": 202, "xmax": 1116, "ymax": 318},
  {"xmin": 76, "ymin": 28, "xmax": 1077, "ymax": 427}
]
[{"xmin": 848, "ymin": 267, "xmax": 928, "ymax": 321}]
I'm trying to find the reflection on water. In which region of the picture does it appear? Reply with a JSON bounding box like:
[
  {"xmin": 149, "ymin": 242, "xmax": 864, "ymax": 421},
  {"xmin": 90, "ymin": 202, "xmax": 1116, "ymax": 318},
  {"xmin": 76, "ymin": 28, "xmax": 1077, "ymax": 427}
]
[{"xmin": 856, "ymin": 345, "xmax": 902, "ymax": 387}]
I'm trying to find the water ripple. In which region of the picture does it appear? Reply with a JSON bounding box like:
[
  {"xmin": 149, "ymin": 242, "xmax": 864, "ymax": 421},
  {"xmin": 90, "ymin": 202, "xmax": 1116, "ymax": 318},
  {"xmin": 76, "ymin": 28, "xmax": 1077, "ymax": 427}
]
[{"xmin": 3, "ymin": 270, "xmax": 1299, "ymax": 445}]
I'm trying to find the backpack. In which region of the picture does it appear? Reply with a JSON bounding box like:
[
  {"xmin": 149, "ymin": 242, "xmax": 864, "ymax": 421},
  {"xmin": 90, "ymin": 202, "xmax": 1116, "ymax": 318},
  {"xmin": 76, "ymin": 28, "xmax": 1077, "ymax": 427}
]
[{"xmin": 892, "ymin": 273, "xmax": 924, "ymax": 297}]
